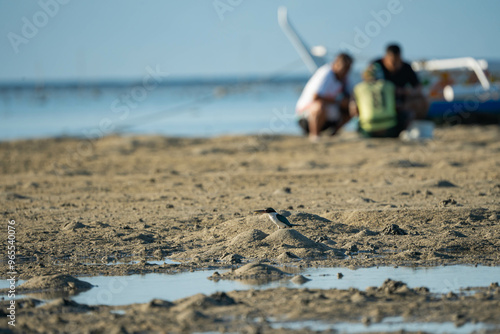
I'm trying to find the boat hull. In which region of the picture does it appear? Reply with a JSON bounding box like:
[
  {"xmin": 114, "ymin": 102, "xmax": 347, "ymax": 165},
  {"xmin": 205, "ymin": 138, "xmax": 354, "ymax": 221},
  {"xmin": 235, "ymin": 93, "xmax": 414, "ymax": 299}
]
[{"xmin": 427, "ymin": 100, "xmax": 500, "ymax": 124}]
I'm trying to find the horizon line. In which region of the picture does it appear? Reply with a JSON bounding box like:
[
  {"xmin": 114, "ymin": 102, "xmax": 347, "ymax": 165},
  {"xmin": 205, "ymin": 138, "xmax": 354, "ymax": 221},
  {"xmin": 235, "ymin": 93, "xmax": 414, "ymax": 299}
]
[{"xmin": 0, "ymin": 73, "xmax": 313, "ymax": 89}]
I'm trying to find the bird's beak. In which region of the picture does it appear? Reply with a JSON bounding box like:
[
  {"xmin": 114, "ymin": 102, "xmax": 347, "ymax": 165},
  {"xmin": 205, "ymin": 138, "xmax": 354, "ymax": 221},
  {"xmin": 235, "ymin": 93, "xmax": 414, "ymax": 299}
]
[{"xmin": 254, "ymin": 209, "xmax": 266, "ymax": 214}]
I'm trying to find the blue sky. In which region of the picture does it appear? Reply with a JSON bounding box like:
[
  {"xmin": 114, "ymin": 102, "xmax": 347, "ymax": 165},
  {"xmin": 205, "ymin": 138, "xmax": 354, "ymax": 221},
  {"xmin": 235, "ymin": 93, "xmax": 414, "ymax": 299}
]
[{"xmin": 1, "ymin": 0, "xmax": 499, "ymax": 82}]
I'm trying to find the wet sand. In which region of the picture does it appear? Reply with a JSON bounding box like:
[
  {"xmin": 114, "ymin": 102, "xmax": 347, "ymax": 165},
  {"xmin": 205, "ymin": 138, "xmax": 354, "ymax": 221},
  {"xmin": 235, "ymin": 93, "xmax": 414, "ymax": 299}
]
[{"xmin": 1, "ymin": 125, "xmax": 500, "ymax": 332}]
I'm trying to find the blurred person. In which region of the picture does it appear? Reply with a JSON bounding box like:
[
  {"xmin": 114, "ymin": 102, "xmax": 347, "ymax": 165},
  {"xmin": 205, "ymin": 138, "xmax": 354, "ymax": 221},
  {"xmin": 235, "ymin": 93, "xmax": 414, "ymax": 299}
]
[
  {"xmin": 373, "ymin": 44, "xmax": 428, "ymax": 119},
  {"xmin": 351, "ymin": 63, "xmax": 411, "ymax": 138},
  {"xmin": 296, "ymin": 53, "xmax": 353, "ymax": 142}
]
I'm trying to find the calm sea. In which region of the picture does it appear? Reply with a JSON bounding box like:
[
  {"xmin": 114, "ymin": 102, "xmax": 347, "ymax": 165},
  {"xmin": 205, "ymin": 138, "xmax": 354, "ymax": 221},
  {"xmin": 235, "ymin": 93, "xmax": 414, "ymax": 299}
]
[{"xmin": 0, "ymin": 77, "xmax": 314, "ymax": 141}]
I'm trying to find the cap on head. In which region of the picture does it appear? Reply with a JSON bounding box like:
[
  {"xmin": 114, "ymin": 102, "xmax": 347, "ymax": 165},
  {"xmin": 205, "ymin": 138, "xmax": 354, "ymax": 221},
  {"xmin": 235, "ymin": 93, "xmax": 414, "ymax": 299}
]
[
  {"xmin": 265, "ymin": 208, "xmax": 276, "ymax": 213},
  {"xmin": 363, "ymin": 63, "xmax": 384, "ymax": 82}
]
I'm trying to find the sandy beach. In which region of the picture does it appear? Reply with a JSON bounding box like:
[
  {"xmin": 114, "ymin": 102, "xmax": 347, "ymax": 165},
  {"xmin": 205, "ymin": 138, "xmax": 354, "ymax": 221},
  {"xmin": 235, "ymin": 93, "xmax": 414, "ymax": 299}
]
[{"xmin": 1, "ymin": 125, "xmax": 500, "ymax": 332}]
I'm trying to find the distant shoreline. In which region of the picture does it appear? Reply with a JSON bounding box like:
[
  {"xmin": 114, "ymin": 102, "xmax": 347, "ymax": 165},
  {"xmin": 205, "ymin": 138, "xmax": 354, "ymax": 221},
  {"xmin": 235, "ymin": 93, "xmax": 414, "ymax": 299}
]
[
  {"xmin": 0, "ymin": 131, "xmax": 305, "ymax": 144},
  {"xmin": 0, "ymin": 74, "xmax": 311, "ymax": 90}
]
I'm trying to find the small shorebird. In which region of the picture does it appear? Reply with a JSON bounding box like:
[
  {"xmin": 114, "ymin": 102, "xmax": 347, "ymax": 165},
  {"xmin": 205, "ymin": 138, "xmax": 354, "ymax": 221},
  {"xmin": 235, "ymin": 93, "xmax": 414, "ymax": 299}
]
[{"xmin": 254, "ymin": 208, "xmax": 300, "ymax": 229}]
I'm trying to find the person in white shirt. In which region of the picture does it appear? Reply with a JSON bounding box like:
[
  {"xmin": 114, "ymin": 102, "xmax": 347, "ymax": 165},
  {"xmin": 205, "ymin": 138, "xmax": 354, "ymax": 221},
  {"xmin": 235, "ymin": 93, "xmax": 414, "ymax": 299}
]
[{"xmin": 296, "ymin": 53, "xmax": 353, "ymax": 141}]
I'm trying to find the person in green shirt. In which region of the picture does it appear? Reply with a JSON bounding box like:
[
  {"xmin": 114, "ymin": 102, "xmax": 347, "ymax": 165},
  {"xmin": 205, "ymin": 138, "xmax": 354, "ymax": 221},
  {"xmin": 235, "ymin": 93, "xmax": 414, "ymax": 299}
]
[{"xmin": 351, "ymin": 63, "xmax": 411, "ymax": 138}]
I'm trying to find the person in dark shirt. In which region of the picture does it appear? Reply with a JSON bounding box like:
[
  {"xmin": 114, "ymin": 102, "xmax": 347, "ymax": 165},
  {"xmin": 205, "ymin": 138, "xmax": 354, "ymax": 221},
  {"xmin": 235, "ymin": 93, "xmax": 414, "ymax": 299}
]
[{"xmin": 373, "ymin": 44, "xmax": 428, "ymax": 119}]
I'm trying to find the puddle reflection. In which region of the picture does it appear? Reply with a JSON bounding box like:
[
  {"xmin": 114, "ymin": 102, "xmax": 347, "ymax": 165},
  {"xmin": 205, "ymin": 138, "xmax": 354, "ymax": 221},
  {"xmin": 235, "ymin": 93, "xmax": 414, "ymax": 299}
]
[
  {"xmin": 1, "ymin": 265, "xmax": 498, "ymax": 307},
  {"xmin": 72, "ymin": 265, "xmax": 500, "ymax": 306}
]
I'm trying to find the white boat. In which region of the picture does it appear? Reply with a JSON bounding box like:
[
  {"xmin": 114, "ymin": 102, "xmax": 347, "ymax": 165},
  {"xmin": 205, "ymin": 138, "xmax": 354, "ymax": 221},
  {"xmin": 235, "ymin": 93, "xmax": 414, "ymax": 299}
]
[{"xmin": 278, "ymin": 7, "xmax": 500, "ymax": 124}]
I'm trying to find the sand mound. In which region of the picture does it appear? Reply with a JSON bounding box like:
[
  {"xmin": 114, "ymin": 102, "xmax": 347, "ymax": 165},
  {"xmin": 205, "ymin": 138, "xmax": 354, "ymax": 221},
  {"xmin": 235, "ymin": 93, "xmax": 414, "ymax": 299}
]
[
  {"xmin": 340, "ymin": 210, "xmax": 375, "ymax": 226},
  {"xmin": 233, "ymin": 263, "xmax": 287, "ymax": 277},
  {"xmin": 354, "ymin": 229, "xmax": 378, "ymax": 238},
  {"xmin": 395, "ymin": 250, "xmax": 422, "ymax": 260},
  {"xmin": 382, "ymin": 224, "xmax": 407, "ymax": 235},
  {"xmin": 63, "ymin": 221, "xmax": 86, "ymax": 231},
  {"xmin": 122, "ymin": 233, "xmax": 155, "ymax": 244},
  {"xmin": 291, "ymin": 274, "xmax": 310, "ymax": 285},
  {"xmin": 41, "ymin": 298, "xmax": 91, "ymax": 310},
  {"xmin": 209, "ymin": 263, "xmax": 289, "ymax": 283},
  {"xmin": 146, "ymin": 299, "xmax": 174, "ymax": 308},
  {"xmin": 18, "ymin": 274, "xmax": 93, "ymax": 293},
  {"xmin": 377, "ymin": 279, "xmax": 410, "ymax": 294},
  {"xmin": 264, "ymin": 229, "xmax": 318, "ymax": 248},
  {"xmin": 176, "ymin": 309, "xmax": 207, "ymax": 325},
  {"xmin": 377, "ymin": 279, "xmax": 429, "ymax": 295},
  {"xmin": 174, "ymin": 292, "xmax": 236, "ymax": 311},
  {"xmin": 229, "ymin": 229, "xmax": 268, "ymax": 245},
  {"xmin": 277, "ymin": 251, "xmax": 300, "ymax": 262},
  {"xmin": 220, "ymin": 253, "xmax": 244, "ymax": 264},
  {"xmin": 291, "ymin": 212, "xmax": 331, "ymax": 224}
]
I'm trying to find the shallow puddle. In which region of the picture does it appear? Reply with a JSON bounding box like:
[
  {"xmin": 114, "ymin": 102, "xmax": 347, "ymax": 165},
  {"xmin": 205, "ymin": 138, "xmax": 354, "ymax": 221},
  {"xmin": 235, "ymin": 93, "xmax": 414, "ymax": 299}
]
[
  {"xmin": 2, "ymin": 265, "xmax": 498, "ymax": 306},
  {"xmin": 299, "ymin": 265, "xmax": 500, "ymax": 294},
  {"xmin": 271, "ymin": 316, "xmax": 499, "ymax": 333}
]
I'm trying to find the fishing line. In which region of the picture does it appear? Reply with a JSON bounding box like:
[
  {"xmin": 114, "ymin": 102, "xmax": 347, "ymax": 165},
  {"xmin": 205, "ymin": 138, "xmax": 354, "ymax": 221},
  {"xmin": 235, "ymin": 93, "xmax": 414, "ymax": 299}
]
[{"xmin": 110, "ymin": 58, "xmax": 307, "ymax": 133}]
